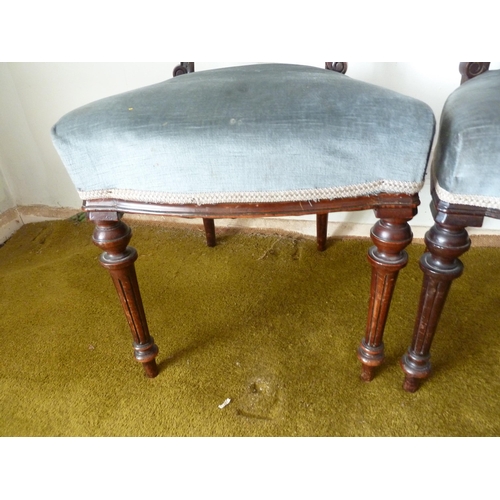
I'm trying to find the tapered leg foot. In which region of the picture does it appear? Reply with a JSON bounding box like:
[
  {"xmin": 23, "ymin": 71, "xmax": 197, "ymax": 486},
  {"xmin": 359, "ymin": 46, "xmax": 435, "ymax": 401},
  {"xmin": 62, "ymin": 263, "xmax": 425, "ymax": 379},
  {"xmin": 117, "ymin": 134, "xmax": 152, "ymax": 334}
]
[
  {"xmin": 358, "ymin": 216, "xmax": 413, "ymax": 380},
  {"xmin": 360, "ymin": 363, "xmax": 376, "ymax": 382},
  {"xmin": 91, "ymin": 213, "xmax": 159, "ymax": 378},
  {"xmin": 400, "ymin": 222, "xmax": 470, "ymax": 392},
  {"xmin": 358, "ymin": 341, "xmax": 385, "ymax": 381},
  {"xmin": 402, "ymin": 376, "xmax": 421, "ymax": 393},
  {"xmin": 142, "ymin": 359, "xmax": 160, "ymax": 379}
]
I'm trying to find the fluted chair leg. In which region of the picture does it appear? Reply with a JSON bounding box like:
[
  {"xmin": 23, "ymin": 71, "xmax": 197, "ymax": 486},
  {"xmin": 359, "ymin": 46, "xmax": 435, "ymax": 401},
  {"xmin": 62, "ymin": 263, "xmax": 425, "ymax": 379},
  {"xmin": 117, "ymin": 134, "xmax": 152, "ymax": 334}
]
[
  {"xmin": 358, "ymin": 215, "xmax": 413, "ymax": 381},
  {"xmin": 91, "ymin": 213, "xmax": 159, "ymax": 378},
  {"xmin": 400, "ymin": 221, "xmax": 470, "ymax": 392}
]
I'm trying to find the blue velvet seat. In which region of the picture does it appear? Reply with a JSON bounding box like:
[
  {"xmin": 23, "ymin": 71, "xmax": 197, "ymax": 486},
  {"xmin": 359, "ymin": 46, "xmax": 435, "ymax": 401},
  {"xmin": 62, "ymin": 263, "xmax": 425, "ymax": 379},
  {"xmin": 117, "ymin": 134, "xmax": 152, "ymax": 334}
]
[
  {"xmin": 51, "ymin": 63, "xmax": 437, "ymax": 381},
  {"xmin": 432, "ymin": 69, "xmax": 500, "ymax": 208},
  {"xmin": 52, "ymin": 64, "xmax": 434, "ymax": 205},
  {"xmin": 401, "ymin": 65, "xmax": 500, "ymax": 392}
]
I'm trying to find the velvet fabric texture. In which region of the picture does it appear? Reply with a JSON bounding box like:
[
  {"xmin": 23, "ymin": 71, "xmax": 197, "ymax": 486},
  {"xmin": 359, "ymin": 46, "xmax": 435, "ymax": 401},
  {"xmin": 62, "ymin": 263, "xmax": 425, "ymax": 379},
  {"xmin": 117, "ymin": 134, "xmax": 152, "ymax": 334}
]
[
  {"xmin": 434, "ymin": 70, "xmax": 500, "ymax": 209},
  {"xmin": 51, "ymin": 63, "xmax": 436, "ymax": 205}
]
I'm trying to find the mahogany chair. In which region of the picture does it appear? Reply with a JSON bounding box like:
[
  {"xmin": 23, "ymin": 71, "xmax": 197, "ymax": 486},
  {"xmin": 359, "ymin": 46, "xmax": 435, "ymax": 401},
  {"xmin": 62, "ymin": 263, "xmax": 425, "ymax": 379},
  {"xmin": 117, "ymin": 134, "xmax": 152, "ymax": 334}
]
[
  {"xmin": 51, "ymin": 62, "xmax": 435, "ymax": 380},
  {"xmin": 401, "ymin": 62, "xmax": 499, "ymax": 392}
]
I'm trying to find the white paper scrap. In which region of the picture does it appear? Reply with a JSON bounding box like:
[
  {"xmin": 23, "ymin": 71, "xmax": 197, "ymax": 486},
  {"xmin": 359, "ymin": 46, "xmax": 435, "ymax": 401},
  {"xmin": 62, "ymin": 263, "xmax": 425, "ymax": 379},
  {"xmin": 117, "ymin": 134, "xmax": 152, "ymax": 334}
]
[{"xmin": 218, "ymin": 398, "xmax": 231, "ymax": 409}]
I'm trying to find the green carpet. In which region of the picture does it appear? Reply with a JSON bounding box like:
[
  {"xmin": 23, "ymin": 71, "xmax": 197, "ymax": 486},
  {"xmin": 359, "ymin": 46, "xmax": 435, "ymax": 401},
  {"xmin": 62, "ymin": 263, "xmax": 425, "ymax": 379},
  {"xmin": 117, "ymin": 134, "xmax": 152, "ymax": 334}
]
[{"xmin": 0, "ymin": 217, "xmax": 498, "ymax": 436}]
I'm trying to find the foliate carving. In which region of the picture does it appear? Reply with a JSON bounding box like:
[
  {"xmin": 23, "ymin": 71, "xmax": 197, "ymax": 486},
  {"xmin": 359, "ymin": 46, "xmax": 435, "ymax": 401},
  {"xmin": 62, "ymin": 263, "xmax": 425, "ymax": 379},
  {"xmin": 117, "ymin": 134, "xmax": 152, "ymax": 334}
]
[
  {"xmin": 325, "ymin": 62, "xmax": 348, "ymax": 74},
  {"xmin": 459, "ymin": 62, "xmax": 490, "ymax": 84},
  {"xmin": 173, "ymin": 62, "xmax": 195, "ymax": 77}
]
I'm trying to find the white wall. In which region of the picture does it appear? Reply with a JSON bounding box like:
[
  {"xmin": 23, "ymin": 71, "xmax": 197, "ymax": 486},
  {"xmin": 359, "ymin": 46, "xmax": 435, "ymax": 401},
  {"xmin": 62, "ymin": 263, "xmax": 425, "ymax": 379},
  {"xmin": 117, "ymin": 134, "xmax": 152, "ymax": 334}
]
[
  {"xmin": 0, "ymin": 167, "xmax": 14, "ymax": 214},
  {"xmin": 1, "ymin": 62, "xmax": 499, "ymax": 234}
]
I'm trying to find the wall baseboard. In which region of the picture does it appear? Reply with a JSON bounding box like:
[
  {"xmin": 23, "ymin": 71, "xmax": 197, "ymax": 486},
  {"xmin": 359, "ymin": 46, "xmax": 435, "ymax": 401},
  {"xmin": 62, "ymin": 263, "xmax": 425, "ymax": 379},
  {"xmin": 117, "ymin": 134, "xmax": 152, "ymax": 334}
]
[
  {"xmin": 15, "ymin": 205, "xmax": 80, "ymax": 223},
  {"xmin": 0, "ymin": 205, "xmax": 79, "ymax": 245},
  {"xmin": 0, "ymin": 208, "xmax": 23, "ymax": 245}
]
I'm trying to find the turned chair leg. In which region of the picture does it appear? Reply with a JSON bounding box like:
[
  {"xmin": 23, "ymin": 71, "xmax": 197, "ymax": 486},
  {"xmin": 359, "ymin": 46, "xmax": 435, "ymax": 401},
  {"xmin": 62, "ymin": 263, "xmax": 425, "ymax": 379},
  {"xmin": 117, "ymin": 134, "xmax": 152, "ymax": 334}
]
[
  {"xmin": 203, "ymin": 215, "xmax": 329, "ymax": 252},
  {"xmin": 316, "ymin": 213, "xmax": 328, "ymax": 252},
  {"xmin": 358, "ymin": 216, "xmax": 413, "ymax": 381},
  {"xmin": 400, "ymin": 222, "xmax": 470, "ymax": 392},
  {"xmin": 91, "ymin": 213, "xmax": 159, "ymax": 378}
]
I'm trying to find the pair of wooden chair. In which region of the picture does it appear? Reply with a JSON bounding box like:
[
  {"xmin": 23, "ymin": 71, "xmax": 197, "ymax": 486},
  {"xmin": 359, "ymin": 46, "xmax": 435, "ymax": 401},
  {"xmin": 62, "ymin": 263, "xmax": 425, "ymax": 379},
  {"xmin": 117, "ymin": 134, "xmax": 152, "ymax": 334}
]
[{"xmin": 51, "ymin": 62, "xmax": 498, "ymax": 392}]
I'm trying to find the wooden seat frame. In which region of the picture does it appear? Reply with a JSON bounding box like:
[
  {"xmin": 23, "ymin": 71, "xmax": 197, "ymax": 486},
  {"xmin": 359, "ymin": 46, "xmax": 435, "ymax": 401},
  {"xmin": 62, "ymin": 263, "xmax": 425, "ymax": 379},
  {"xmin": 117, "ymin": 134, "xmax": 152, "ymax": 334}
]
[
  {"xmin": 86, "ymin": 62, "xmax": 423, "ymax": 382},
  {"xmin": 400, "ymin": 62, "xmax": 496, "ymax": 392}
]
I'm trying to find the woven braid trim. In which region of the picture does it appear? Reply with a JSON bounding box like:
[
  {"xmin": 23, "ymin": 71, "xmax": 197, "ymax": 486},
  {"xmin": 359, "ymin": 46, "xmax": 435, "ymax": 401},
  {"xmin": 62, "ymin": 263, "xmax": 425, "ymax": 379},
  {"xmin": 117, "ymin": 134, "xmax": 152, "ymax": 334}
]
[
  {"xmin": 79, "ymin": 180, "xmax": 424, "ymax": 205},
  {"xmin": 435, "ymin": 181, "xmax": 500, "ymax": 210}
]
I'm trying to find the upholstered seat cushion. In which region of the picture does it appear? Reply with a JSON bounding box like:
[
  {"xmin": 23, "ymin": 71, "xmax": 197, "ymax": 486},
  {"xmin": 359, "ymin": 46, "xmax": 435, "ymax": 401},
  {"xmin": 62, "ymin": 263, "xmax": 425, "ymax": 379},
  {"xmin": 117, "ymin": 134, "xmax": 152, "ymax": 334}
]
[
  {"xmin": 433, "ymin": 69, "xmax": 500, "ymax": 209},
  {"xmin": 52, "ymin": 63, "xmax": 435, "ymax": 205}
]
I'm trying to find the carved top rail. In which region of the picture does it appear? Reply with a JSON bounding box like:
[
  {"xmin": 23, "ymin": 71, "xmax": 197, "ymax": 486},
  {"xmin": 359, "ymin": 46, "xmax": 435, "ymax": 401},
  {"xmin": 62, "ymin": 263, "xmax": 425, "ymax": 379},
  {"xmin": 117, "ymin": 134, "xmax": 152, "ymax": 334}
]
[
  {"xmin": 325, "ymin": 62, "xmax": 348, "ymax": 74},
  {"xmin": 173, "ymin": 62, "xmax": 195, "ymax": 76},
  {"xmin": 459, "ymin": 62, "xmax": 490, "ymax": 84},
  {"xmin": 173, "ymin": 62, "xmax": 492, "ymax": 86},
  {"xmin": 173, "ymin": 62, "xmax": 348, "ymax": 77}
]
